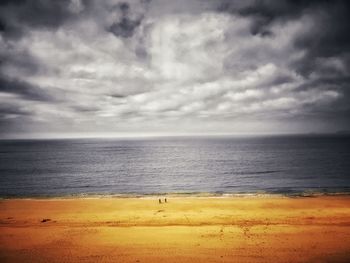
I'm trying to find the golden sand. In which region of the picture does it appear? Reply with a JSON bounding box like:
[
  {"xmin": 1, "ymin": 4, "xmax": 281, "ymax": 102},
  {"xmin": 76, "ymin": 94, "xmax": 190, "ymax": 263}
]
[{"xmin": 1, "ymin": 195, "xmax": 350, "ymax": 262}]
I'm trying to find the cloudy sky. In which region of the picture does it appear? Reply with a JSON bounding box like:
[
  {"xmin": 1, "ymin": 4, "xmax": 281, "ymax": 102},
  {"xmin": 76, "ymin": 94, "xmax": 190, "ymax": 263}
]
[{"xmin": 0, "ymin": 0, "xmax": 350, "ymax": 138}]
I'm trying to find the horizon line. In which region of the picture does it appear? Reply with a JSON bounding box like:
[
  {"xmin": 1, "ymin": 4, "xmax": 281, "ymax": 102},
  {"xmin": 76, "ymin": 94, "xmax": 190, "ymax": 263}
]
[{"xmin": 1, "ymin": 131, "xmax": 349, "ymax": 140}]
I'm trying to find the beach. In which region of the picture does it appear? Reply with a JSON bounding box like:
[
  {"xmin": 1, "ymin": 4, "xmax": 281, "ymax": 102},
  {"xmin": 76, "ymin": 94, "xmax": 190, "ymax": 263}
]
[{"xmin": 1, "ymin": 195, "xmax": 350, "ymax": 262}]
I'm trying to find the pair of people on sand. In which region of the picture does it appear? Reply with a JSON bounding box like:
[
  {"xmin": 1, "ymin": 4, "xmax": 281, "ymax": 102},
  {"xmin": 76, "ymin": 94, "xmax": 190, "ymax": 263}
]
[{"xmin": 159, "ymin": 198, "xmax": 167, "ymax": 204}]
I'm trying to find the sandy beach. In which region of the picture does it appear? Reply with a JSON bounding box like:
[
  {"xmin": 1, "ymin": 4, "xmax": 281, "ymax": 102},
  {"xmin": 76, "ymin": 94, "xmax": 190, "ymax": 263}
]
[{"xmin": 1, "ymin": 195, "xmax": 350, "ymax": 263}]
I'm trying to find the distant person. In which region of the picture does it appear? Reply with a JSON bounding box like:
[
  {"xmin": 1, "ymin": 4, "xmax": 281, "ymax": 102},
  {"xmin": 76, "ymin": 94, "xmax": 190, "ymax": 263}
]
[
  {"xmin": 165, "ymin": 198, "xmax": 167, "ymax": 203},
  {"xmin": 159, "ymin": 198, "xmax": 162, "ymax": 204}
]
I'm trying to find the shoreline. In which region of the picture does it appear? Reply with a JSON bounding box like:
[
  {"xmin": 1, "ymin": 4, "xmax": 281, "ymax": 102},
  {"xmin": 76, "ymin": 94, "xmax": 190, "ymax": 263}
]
[{"xmin": 1, "ymin": 191, "xmax": 350, "ymax": 200}]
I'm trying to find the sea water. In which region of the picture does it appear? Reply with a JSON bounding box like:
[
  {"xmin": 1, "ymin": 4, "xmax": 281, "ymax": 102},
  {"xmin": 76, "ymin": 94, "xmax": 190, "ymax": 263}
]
[{"xmin": 0, "ymin": 135, "xmax": 349, "ymax": 197}]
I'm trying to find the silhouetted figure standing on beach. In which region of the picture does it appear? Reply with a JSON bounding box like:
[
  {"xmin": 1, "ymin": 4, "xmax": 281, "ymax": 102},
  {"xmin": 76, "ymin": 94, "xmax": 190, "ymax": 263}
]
[
  {"xmin": 165, "ymin": 198, "xmax": 167, "ymax": 203},
  {"xmin": 159, "ymin": 198, "xmax": 162, "ymax": 204}
]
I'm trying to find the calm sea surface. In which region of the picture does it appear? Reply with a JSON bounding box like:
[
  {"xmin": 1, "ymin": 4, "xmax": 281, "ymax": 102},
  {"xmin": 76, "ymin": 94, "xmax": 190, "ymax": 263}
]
[{"xmin": 0, "ymin": 135, "xmax": 350, "ymax": 197}]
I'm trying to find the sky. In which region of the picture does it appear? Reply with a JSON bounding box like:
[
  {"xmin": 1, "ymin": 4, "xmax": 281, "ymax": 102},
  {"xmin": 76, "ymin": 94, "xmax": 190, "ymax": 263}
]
[{"xmin": 0, "ymin": 0, "xmax": 350, "ymax": 138}]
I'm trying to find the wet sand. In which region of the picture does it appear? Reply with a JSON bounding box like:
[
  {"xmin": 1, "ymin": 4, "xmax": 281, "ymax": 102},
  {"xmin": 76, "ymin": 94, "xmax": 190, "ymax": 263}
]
[{"xmin": 1, "ymin": 195, "xmax": 350, "ymax": 262}]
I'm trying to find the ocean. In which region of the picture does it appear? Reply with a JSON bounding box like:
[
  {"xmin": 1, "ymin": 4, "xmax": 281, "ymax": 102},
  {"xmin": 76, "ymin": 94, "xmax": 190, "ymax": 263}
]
[{"xmin": 0, "ymin": 135, "xmax": 349, "ymax": 197}]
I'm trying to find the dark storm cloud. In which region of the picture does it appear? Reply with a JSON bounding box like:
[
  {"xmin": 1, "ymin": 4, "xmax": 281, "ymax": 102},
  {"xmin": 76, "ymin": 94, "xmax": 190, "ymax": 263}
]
[
  {"xmin": 0, "ymin": 0, "xmax": 74, "ymax": 39},
  {"xmin": 216, "ymin": 0, "xmax": 350, "ymax": 118},
  {"xmin": 107, "ymin": 2, "xmax": 144, "ymax": 38},
  {"xmin": 0, "ymin": 46, "xmax": 40, "ymax": 76},
  {"xmin": 218, "ymin": 0, "xmax": 350, "ymax": 74},
  {"xmin": 0, "ymin": 103, "xmax": 30, "ymax": 116},
  {"xmin": 218, "ymin": 0, "xmax": 326, "ymax": 35},
  {"xmin": 294, "ymin": 2, "xmax": 350, "ymax": 76},
  {"xmin": 108, "ymin": 15, "xmax": 143, "ymax": 38},
  {"xmin": 0, "ymin": 74, "xmax": 56, "ymax": 102},
  {"xmin": 295, "ymin": 77, "xmax": 350, "ymax": 92},
  {"xmin": 71, "ymin": 104, "xmax": 100, "ymax": 113},
  {"xmin": 297, "ymin": 76, "xmax": 350, "ymax": 114}
]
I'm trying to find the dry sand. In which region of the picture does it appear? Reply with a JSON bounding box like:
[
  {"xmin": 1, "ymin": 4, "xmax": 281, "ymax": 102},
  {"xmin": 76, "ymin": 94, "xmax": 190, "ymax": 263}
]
[{"xmin": 1, "ymin": 195, "xmax": 350, "ymax": 263}]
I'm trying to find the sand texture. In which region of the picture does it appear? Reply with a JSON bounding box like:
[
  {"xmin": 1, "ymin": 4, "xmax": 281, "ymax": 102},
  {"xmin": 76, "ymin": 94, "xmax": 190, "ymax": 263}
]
[{"xmin": 1, "ymin": 195, "xmax": 350, "ymax": 262}]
